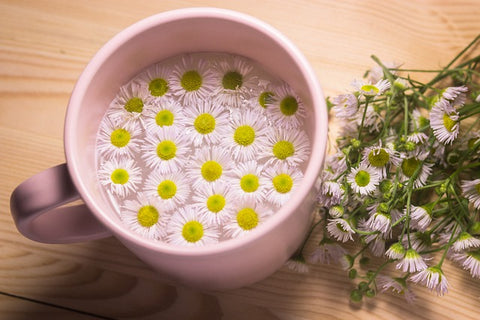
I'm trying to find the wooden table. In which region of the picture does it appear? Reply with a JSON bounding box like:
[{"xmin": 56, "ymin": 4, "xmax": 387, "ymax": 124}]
[{"xmin": 1, "ymin": 1, "xmax": 480, "ymax": 319}]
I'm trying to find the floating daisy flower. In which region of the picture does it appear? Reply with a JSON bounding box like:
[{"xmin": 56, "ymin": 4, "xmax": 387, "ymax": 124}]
[
  {"xmin": 351, "ymin": 78, "xmax": 391, "ymax": 97},
  {"xmin": 361, "ymin": 142, "xmax": 400, "ymax": 178},
  {"xmin": 141, "ymin": 128, "xmax": 190, "ymax": 173},
  {"xmin": 98, "ymin": 158, "xmax": 141, "ymax": 198},
  {"xmin": 308, "ymin": 238, "xmax": 347, "ymax": 264},
  {"xmin": 264, "ymin": 162, "xmax": 303, "ymax": 207},
  {"xmin": 430, "ymin": 99, "xmax": 460, "ymax": 145},
  {"xmin": 267, "ymin": 83, "xmax": 306, "ymax": 129},
  {"xmin": 187, "ymin": 146, "xmax": 232, "ymax": 190},
  {"xmin": 144, "ymin": 98, "xmax": 187, "ymax": 134},
  {"xmin": 332, "ymin": 93, "xmax": 358, "ymax": 119},
  {"xmin": 107, "ymin": 82, "xmax": 149, "ymax": 125},
  {"xmin": 229, "ymin": 160, "xmax": 268, "ymax": 203},
  {"xmin": 395, "ymin": 248, "xmax": 427, "ymax": 273},
  {"xmin": 193, "ymin": 182, "xmax": 237, "ymax": 226},
  {"xmin": 134, "ymin": 63, "xmax": 172, "ymax": 98},
  {"xmin": 170, "ymin": 55, "xmax": 216, "ymax": 105},
  {"xmin": 221, "ymin": 109, "xmax": 269, "ymax": 162},
  {"xmin": 461, "ymin": 179, "xmax": 480, "ymax": 209},
  {"xmin": 410, "ymin": 266, "xmax": 448, "ymax": 296},
  {"xmin": 452, "ymin": 231, "xmax": 480, "ymax": 252},
  {"xmin": 399, "ymin": 152, "xmax": 433, "ymax": 189},
  {"xmin": 121, "ymin": 194, "xmax": 167, "ymax": 240},
  {"xmin": 346, "ymin": 164, "xmax": 380, "ymax": 196},
  {"xmin": 260, "ymin": 128, "xmax": 310, "ymax": 167},
  {"xmin": 212, "ymin": 56, "xmax": 258, "ymax": 108},
  {"xmin": 224, "ymin": 200, "xmax": 273, "ymax": 239},
  {"xmin": 166, "ymin": 206, "xmax": 219, "ymax": 247},
  {"xmin": 144, "ymin": 170, "xmax": 191, "ymax": 212},
  {"xmin": 326, "ymin": 218, "xmax": 355, "ymax": 243},
  {"xmin": 248, "ymin": 79, "xmax": 276, "ymax": 112},
  {"xmin": 183, "ymin": 100, "xmax": 230, "ymax": 147},
  {"xmin": 96, "ymin": 117, "xmax": 141, "ymax": 159}
]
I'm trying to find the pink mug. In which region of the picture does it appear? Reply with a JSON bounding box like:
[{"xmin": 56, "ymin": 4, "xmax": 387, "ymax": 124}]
[{"xmin": 10, "ymin": 8, "xmax": 328, "ymax": 290}]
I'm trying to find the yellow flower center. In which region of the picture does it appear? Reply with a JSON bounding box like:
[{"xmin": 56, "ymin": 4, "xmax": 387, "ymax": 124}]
[
  {"xmin": 110, "ymin": 168, "xmax": 129, "ymax": 185},
  {"xmin": 273, "ymin": 140, "xmax": 295, "ymax": 160},
  {"xmin": 368, "ymin": 148, "xmax": 390, "ymax": 167},
  {"xmin": 156, "ymin": 140, "xmax": 177, "ymax": 160},
  {"xmin": 272, "ymin": 173, "xmax": 293, "ymax": 193},
  {"xmin": 155, "ymin": 110, "xmax": 174, "ymax": 127},
  {"xmin": 280, "ymin": 96, "xmax": 298, "ymax": 116},
  {"xmin": 401, "ymin": 157, "xmax": 420, "ymax": 178},
  {"xmin": 240, "ymin": 174, "xmax": 259, "ymax": 193},
  {"xmin": 149, "ymin": 78, "xmax": 168, "ymax": 96},
  {"xmin": 157, "ymin": 180, "xmax": 177, "ymax": 199},
  {"xmin": 206, "ymin": 194, "xmax": 226, "ymax": 213},
  {"xmin": 258, "ymin": 91, "xmax": 273, "ymax": 108},
  {"xmin": 201, "ymin": 161, "xmax": 222, "ymax": 182},
  {"xmin": 137, "ymin": 205, "xmax": 159, "ymax": 227},
  {"xmin": 234, "ymin": 125, "xmax": 255, "ymax": 146},
  {"xmin": 110, "ymin": 128, "xmax": 131, "ymax": 148},
  {"xmin": 360, "ymin": 84, "xmax": 379, "ymax": 95},
  {"xmin": 354, "ymin": 170, "xmax": 370, "ymax": 187},
  {"xmin": 236, "ymin": 208, "xmax": 259, "ymax": 230},
  {"xmin": 181, "ymin": 70, "xmax": 202, "ymax": 92},
  {"xmin": 182, "ymin": 221, "xmax": 204, "ymax": 243},
  {"xmin": 443, "ymin": 113, "xmax": 457, "ymax": 132},
  {"xmin": 124, "ymin": 97, "xmax": 143, "ymax": 113},
  {"xmin": 222, "ymin": 71, "xmax": 243, "ymax": 90},
  {"xmin": 194, "ymin": 113, "xmax": 216, "ymax": 134}
]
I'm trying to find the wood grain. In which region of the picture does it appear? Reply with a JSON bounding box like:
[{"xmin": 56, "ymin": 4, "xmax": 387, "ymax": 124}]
[{"xmin": 1, "ymin": 0, "xmax": 480, "ymax": 319}]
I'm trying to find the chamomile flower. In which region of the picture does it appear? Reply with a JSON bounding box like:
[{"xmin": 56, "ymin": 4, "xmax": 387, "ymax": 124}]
[
  {"xmin": 329, "ymin": 205, "xmax": 345, "ymax": 218},
  {"xmin": 308, "ymin": 238, "xmax": 347, "ymax": 264},
  {"xmin": 96, "ymin": 117, "xmax": 141, "ymax": 159},
  {"xmin": 170, "ymin": 55, "xmax": 216, "ymax": 105},
  {"xmin": 442, "ymin": 85, "xmax": 468, "ymax": 106},
  {"xmin": 410, "ymin": 109, "xmax": 429, "ymax": 132},
  {"xmin": 98, "ymin": 158, "xmax": 141, "ymax": 198},
  {"xmin": 461, "ymin": 179, "xmax": 480, "ymax": 209},
  {"xmin": 285, "ymin": 254, "xmax": 309, "ymax": 273},
  {"xmin": 399, "ymin": 152, "xmax": 433, "ymax": 189},
  {"xmin": 229, "ymin": 160, "xmax": 268, "ymax": 203},
  {"xmin": 346, "ymin": 164, "xmax": 380, "ymax": 196},
  {"xmin": 409, "ymin": 205, "xmax": 433, "ymax": 231},
  {"xmin": 144, "ymin": 170, "xmax": 191, "ymax": 212},
  {"xmin": 430, "ymin": 99, "xmax": 460, "ymax": 145},
  {"xmin": 410, "ymin": 266, "xmax": 448, "ymax": 296},
  {"xmin": 452, "ymin": 250, "xmax": 480, "ymax": 278},
  {"xmin": 327, "ymin": 218, "xmax": 355, "ymax": 242},
  {"xmin": 143, "ymin": 99, "xmax": 187, "ymax": 134},
  {"xmin": 187, "ymin": 146, "xmax": 232, "ymax": 190},
  {"xmin": 166, "ymin": 205, "xmax": 219, "ymax": 247},
  {"xmin": 183, "ymin": 100, "xmax": 230, "ymax": 147},
  {"xmin": 365, "ymin": 208, "xmax": 392, "ymax": 235},
  {"xmin": 107, "ymin": 82, "xmax": 149, "ymax": 125},
  {"xmin": 220, "ymin": 109, "xmax": 269, "ymax": 161},
  {"xmin": 452, "ymin": 232, "xmax": 480, "ymax": 252},
  {"xmin": 317, "ymin": 180, "xmax": 343, "ymax": 207},
  {"xmin": 361, "ymin": 143, "xmax": 400, "ymax": 178},
  {"xmin": 121, "ymin": 194, "xmax": 167, "ymax": 240},
  {"xmin": 263, "ymin": 162, "xmax": 303, "ymax": 207},
  {"xmin": 407, "ymin": 132, "xmax": 429, "ymax": 145},
  {"xmin": 224, "ymin": 200, "xmax": 273, "ymax": 238},
  {"xmin": 141, "ymin": 128, "xmax": 190, "ymax": 173},
  {"xmin": 212, "ymin": 56, "xmax": 258, "ymax": 108},
  {"xmin": 385, "ymin": 242, "xmax": 406, "ymax": 260},
  {"xmin": 351, "ymin": 78, "xmax": 391, "ymax": 97},
  {"xmin": 260, "ymin": 128, "xmax": 310, "ymax": 167},
  {"xmin": 267, "ymin": 83, "xmax": 306, "ymax": 129},
  {"xmin": 193, "ymin": 182, "xmax": 237, "ymax": 226},
  {"xmin": 332, "ymin": 93, "xmax": 358, "ymax": 119},
  {"xmin": 396, "ymin": 248, "xmax": 427, "ymax": 273},
  {"xmin": 134, "ymin": 63, "xmax": 172, "ymax": 98}
]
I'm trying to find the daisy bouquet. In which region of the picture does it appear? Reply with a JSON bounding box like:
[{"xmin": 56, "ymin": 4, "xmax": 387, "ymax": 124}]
[{"xmin": 295, "ymin": 35, "xmax": 480, "ymax": 302}]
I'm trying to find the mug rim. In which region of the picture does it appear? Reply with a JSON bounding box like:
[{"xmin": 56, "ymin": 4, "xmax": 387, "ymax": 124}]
[{"xmin": 65, "ymin": 7, "xmax": 328, "ymax": 256}]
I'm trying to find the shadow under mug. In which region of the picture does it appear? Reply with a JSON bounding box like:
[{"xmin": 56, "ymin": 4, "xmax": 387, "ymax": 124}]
[{"xmin": 10, "ymin": 7, "xmax": 328, "ymax": 290}]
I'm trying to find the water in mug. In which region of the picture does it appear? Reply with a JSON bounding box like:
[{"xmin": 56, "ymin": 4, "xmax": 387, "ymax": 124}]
[{"xmin": 95, "ymin": 52, "xmax": 311, "ymax": 246}]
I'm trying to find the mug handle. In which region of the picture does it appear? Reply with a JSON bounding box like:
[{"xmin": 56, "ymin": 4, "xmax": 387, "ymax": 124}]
[{"xmin": 10, "ymin": 163, "xmax": 112, "ymax": 244}]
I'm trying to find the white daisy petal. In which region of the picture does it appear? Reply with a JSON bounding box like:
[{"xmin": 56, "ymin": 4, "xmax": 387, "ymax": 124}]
[
  {"xmin": 144, "ymin": 170, "xmax": 191, "ymax": 212},
  {"xmin": 395, "ymin": 248, "xmax": 427, "ymax": 273},
  {"xmin": 430, "ymin": 99, "xmax": 460, "ymax": 145},
  {"xmin": 263, "ymin": 162, "xmax": 303, "ymax": 207},
  {"xmin": 326, "ymin": 218, "xmax": 355, "ymax": 242},
  {"xmin": 143, "ymin": 98, "xmax": 188, "ymax": 134},
  {"xmin": 186, "ymin": 145, "xmax": 233, "ymax": 190},
  {"xmin": 192, "ymin": 182, "xmax": 238, "ymax": 226},
  {"xmin": 229, "ymin": 160, "xmax": 268, "ymax": 203},
  {"xmin": 410, "ymin": 266, "xmax": 448, "ymax": 296},
  {"xmin": 97, "ymin": 117, "xmax": 141, "ymax": 159},
  {"xmin": 98, "ymin": 158, "xmax": 142, "ymax": 198},
  {"xmin": 346, "ymin": 164, "xmax": 380, "ymax": 196},
  {"xmin": 260, "ymin": 128, "xmax": 310, "ymax": 167},
  {"xmin": 224, "ymin": 199, "xmax": 273, "ymax": 239},
  {"xmin": 134, "ymin": 63, "xmax": 172, "ymax": 98},
  {"xmin": 461, "ymin": 179, "xmax": 480, "ymax": 209},
  {"xmin": 107, "ymin": 82, "xmax": 150, "ymax": 126},
  {"xmin": 266, "ymin": 83, "xmax": 306, "ymax": 129}
]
